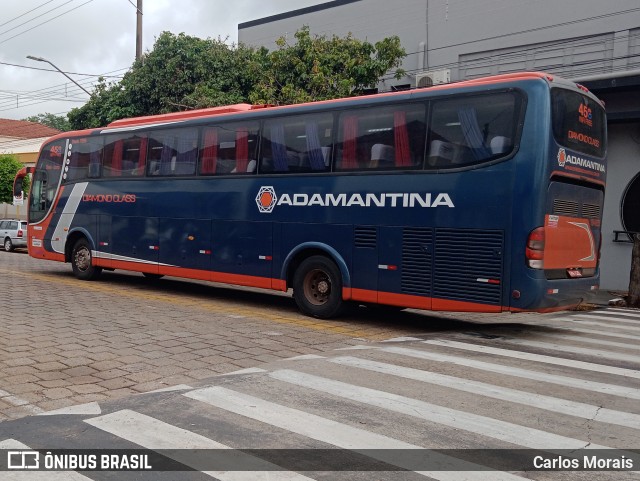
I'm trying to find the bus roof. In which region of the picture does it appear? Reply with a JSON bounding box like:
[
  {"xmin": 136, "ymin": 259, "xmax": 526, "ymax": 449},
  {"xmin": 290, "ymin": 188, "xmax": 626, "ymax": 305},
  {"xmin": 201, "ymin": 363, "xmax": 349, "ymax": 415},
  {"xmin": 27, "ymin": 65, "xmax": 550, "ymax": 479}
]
[{"xmin": 107, "ymin": 103, "xmax": 272, "ymax": 128}]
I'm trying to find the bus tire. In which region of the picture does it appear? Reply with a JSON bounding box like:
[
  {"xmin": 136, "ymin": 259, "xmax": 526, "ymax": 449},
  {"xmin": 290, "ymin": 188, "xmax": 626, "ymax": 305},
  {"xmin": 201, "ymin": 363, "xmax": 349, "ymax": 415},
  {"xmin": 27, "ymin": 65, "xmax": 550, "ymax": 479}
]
[
  {"xmin": 293, "ymin": 255, "xmax": 344, "ymax": 319},
  {"xmin": 71, "ymin": 238, "xmax": 102, "ymax": 281}
]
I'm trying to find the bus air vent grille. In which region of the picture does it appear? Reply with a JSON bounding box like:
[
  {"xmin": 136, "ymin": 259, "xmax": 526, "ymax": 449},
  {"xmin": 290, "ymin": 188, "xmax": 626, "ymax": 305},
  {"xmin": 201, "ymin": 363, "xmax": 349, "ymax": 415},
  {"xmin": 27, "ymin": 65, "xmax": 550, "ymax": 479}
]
[
  {"xmin": 553, "ymin": 199, "xmax": 579, "ymax": 217},
  {"xmin": 433, "ymin": 229, "xmax": 504, "ymax": 305},
  {"xmin": 401, "ymin": 228, "xmax": 433, "ymax": 296},
  {"xmin": 582, "ymin": 203, "xmax": 601, "ymax": 219},
  {"xmin": 354, "ymin": 226, "xmax": 377, "ymax": 248}
]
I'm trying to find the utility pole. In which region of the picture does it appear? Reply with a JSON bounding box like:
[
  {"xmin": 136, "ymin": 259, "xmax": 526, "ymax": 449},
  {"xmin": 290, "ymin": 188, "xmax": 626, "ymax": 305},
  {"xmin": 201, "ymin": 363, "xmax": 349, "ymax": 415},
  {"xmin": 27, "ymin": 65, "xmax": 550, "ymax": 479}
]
[{"xmin": 136, "ymin": 0, "xmax": 143, "ymax": 61}]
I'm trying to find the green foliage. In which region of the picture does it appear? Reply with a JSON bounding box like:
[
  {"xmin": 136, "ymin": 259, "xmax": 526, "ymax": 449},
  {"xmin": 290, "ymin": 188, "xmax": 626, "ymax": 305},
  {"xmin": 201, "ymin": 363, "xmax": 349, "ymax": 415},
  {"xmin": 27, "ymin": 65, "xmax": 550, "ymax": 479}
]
[
  {"xmin": 68, "ymin": 78, "xmax": 136, "ymax": 130},
  {"xmin": 0, "ymin": 155, "xmax": 28, "ymax": 204},
  {"xmin": 249, "ymin": 26, "xmax": 406, "ymax": 105},
  {"xmin": 23, "ymin": 113, "xmax": 71, "ymax": 132},
  {"xmin": 68, "ymin": 28, "xmax": 407, "ymax": 129}
]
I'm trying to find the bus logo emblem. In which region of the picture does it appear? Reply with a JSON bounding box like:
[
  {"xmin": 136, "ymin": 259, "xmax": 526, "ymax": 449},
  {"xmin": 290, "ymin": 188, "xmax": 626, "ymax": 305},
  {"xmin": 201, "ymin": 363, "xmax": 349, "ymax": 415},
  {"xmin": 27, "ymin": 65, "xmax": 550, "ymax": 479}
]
[
  {"xmin": 256, "ymin": 186, "xmax": 277, "ymax": 213},
  {"xmin": 557, "ymin": 148, "xmax": 567, "ymax": 167}
]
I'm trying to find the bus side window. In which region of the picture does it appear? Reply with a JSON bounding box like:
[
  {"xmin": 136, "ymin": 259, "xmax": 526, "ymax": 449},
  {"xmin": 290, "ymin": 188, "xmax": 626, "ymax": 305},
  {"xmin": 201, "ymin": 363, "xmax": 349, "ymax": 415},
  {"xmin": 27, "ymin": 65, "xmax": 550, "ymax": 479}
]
[
  {"xmin": 66, "ymin": 137, "xmax": 103, "ymax": 181},
  {"xmin": 148, "ymin": 128, "xmax": 198, "ymax": 176},
  {"xmin": 335, "ymin": 104, "xmax": 425, "ymax": 171},
  {"xmin": 428, "ymin": 93, "xmax": 518, "ymax": 169},
  {"xmin": 199, "ymin": 122, "xmax": 259, "ymax": 176},
  {"xmin": 103, "ymin": 135, "xmax": 146, "ymax": 177},
  {"xmin": 259, "ymin": 113, "xmax": 332, "ymax": 174}
]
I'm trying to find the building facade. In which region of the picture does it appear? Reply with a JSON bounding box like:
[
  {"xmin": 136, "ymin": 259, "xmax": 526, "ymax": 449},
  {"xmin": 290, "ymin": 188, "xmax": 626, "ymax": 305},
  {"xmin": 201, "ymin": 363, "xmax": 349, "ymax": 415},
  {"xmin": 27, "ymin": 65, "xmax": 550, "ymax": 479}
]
[
  {"xmin": 0, "ymin": 119, "xmax": 60, "ymax": 220},
  {"xmin": 0, "ymin": 119, "xmax": 60, "ymax": 165},
  {"xmin": 239, "ymin": 0, "xmax": 640, "ymax": 292}
]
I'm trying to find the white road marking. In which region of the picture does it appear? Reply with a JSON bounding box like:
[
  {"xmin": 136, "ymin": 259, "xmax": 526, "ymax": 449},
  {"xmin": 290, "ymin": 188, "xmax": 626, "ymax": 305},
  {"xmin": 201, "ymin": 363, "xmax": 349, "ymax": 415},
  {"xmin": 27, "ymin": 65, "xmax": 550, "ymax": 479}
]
[
  {"xmin": 423, "ymin": 340, "xmax": 640, "ymax": 379},
  {"xmin": 0, "ymin": 439, "xmax": 92, "ymax": 480},
  {"xmin": 329, "ymin": 356, "xmax": 640, "ymax": 429},
  {"xmin": 555, "ymin": 318, "xmax": 640, "ymax": 334},
  {"xmin": 381, "ymin": 346, "xmax": 640, "ymax": 399},
  {"xmin": 591, "ymin": 309, "xmax": 640, "ymax": 319},
  {"xmin": 548, "ymin": 326, "xmax": 640, "ymax": 342},
  {"xmin": 85, "ymin": 409, "xmax": 315, "ymax": 481},
  {"xmin": 185, "ymin": 386, "xmax": 527, "ymax": 481},
  {"xmin": 495, "ymin": 338, "xmax": 640, "ymax": 364},
  {"xmin": 269, "ymin": 369, "xmax": 610, "ymax": 450},
  {"xmin": 568, "ymin": 314, "xmax": 640, "ymax": 325}
]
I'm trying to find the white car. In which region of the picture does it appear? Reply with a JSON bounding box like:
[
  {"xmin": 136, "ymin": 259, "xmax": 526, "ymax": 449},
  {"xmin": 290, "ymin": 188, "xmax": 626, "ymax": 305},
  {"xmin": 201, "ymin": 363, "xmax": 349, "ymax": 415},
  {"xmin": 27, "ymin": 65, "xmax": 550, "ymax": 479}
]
[{"xmin": 0, "ymin": 219, "xmax": 28, "ymax": 252}]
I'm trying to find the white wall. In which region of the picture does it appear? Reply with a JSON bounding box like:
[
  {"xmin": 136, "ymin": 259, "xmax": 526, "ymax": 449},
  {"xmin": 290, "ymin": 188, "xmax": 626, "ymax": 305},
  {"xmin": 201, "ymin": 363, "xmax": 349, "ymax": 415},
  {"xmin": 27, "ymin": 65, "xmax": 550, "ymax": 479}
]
[{"xmin": 599, "ymin": 122, "xmax": 640, "ymax": 291}]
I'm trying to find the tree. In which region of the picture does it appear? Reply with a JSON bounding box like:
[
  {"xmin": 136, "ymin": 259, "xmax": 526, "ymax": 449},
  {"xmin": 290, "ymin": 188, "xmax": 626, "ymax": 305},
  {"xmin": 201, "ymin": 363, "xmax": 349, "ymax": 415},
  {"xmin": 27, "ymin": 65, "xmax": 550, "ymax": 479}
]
[
  {"xmin": 23, "ymin": 113, "xmax": 71, "ymax": 132},
  {"xmin": 68, "ymin": 29, "xmax": 407, "ymax": 129},
  {"xmin": 69, "ymin": 32, "xmax": 258, "ymax": 129},
  {"xmin": 0, "ymin": 155, "xmax": 29, "ymax": 204},
  {"xmin": 629, "ymin": 235, "xmax": 640, "ymax": 307},
  {"xmin": 249, "ymin": 26, "xmax": 406, "ymax": 105}
]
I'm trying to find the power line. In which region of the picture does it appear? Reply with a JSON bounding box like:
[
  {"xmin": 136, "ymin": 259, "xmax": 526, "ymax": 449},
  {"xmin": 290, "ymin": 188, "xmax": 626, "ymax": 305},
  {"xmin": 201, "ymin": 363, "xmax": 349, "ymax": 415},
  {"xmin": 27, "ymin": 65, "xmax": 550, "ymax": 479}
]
[
  {"xmin": 0, "ymin": 0, "xmax": 96, "ymax": 46},
  {"xmin": 0, "ymin": 67, "xmax": 128, "ymax": 111},
  {"xmin": 0, "ymin": 0, "xmax": 56, "ymax": 29},
  {"xmin": 0, "ymin": 0, "xmax": 75, "ymax": 38},
  {"xmin": 0, "ymin": 59, "xmax": 126, "ymax": 78}
]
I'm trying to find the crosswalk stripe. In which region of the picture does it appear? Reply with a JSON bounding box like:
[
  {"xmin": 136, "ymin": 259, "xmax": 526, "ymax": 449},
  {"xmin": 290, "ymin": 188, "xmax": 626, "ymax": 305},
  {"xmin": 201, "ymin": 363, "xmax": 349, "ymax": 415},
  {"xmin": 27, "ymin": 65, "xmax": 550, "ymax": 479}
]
[
  {"xmin": 185, "ymin": 386, "xmax": 528, "ymax": 481},
  {"xmin": 550, "ymin": 326, "xmax": 640, "ymax": 342},
  {"xmin": 329, "ymin": 356, "xmax": 640, "ymax": 429},
  {"xmin": 269, "ymin": 369, "xmax": 610, "ymax": 450},
  {"xmin": 569, "ymin": 314, "xmax": 640, "ymax": 325},
  {"xmin": 85, "ymin": 410, "xmax": 315, "ymax": 481},
  {"xmin": 423, "ymin": 340, "xmax": 640, "ymax": 379},
  {"xmin": 495, "ymin": 338, "xmax": 640, "ymax": 364},
  {"xmin": 0, "ymin": 439, "xmax": 92, "ymax": 480},
  {"xmin": 527, "ymin": 332, "xmax": 640, "ymax": 350},
  {"xmin": 381, "ymin": 346, "xmax": 640, "ymax": 400},
  {"xmin": 555, "ymin": 318, "xmax": 640, "ymax": 334},
  {"xmin": 597, "ymin": 309, "xmax": 640, "ymax": 319}
]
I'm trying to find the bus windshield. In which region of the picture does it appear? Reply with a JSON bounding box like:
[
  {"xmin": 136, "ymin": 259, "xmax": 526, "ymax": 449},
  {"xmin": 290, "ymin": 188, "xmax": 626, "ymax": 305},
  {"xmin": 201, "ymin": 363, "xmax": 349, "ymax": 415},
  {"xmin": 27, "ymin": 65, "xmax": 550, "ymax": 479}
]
[
  {"xmin": 29, "ymin": 139, "xmax": 65, "ymax": 224},
  {"xmin": 551, "ymin": 88, "xmax": 606, "ymax": 158}
]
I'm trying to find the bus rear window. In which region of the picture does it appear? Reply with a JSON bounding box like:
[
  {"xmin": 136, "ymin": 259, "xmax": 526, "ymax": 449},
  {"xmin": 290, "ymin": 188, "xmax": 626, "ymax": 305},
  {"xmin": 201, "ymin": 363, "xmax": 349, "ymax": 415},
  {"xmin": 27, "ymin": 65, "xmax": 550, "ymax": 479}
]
[{"xmin": 551, "ymin": 89, "xmax": 605, "ymax": 158}]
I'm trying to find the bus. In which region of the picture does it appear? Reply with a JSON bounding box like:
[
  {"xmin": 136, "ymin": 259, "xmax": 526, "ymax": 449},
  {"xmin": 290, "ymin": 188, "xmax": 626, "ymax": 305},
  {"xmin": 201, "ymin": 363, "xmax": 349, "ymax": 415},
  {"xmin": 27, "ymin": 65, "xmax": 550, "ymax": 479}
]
[{"xmin": 14, "ymin": 72, "xmax": 606, "ymax": 318}]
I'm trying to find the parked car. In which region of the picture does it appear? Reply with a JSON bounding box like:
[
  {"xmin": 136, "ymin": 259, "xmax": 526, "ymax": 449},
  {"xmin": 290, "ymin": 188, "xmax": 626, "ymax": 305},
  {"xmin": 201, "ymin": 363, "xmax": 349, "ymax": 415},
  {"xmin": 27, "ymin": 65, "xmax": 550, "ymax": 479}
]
[{"xmin": 0, "ymin": 219, "xmax": 28, "ymax": 252}]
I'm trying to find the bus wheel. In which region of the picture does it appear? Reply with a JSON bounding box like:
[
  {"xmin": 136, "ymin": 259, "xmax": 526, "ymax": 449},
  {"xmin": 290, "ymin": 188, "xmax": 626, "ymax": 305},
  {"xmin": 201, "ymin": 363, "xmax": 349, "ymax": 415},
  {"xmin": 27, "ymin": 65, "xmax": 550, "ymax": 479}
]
[
  {"xmin": 293, "ymin": 255, "xmax": 344, "ymax": 319},
  {"xmin": 71, "ymin": 238, "xmax": 102, "ymax": 281}
]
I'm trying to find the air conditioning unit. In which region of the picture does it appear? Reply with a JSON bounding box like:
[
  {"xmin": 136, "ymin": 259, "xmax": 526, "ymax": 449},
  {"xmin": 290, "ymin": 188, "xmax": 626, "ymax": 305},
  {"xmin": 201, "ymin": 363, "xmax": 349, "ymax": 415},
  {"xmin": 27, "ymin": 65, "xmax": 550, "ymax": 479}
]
[{"xmin": 415, "ymin": 69, "xmax": 451, "ymax": 88}]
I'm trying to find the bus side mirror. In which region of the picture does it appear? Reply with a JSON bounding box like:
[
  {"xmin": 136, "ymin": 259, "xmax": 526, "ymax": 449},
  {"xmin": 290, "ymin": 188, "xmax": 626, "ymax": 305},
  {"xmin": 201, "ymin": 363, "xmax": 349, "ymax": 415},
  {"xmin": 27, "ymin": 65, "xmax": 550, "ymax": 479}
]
[
  {"xmin": 13, "ymin": 178, "xmax": 23, "ymax": 197},
  {"xmin": 13, "ymin": 167, "xmax": 33, "ymax": 197}
]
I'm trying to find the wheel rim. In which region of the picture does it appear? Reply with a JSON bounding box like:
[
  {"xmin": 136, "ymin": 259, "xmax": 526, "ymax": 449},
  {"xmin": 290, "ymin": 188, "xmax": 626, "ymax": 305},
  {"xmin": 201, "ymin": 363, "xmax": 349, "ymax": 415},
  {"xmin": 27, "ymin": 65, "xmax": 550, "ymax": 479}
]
[
  {"xmin": 4, "ymin": 239, "xmax": 10, "ymax": 251},
  {"xmin": 74, "ymin": 246, "xmax": 91, "ymax": 272},
  {"xmin": 303, "ymin": 268, "xmax": 332, "ymax": 306}
]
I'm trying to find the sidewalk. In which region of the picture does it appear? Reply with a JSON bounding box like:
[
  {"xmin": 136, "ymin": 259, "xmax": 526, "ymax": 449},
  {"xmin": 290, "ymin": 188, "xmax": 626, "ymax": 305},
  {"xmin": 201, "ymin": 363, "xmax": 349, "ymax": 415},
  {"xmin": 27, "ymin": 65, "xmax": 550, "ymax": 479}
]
[{"xmin": 587, "ymin": 289, "xmax": 627, "ymax": 307}]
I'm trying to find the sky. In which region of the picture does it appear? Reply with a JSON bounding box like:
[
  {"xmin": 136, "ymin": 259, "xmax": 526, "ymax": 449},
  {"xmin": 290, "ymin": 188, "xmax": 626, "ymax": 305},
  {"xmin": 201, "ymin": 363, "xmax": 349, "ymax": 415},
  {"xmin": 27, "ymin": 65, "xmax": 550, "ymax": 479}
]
[{"xmin": 0, "ymin": 0, "xmax": 327, "ymax": 121}]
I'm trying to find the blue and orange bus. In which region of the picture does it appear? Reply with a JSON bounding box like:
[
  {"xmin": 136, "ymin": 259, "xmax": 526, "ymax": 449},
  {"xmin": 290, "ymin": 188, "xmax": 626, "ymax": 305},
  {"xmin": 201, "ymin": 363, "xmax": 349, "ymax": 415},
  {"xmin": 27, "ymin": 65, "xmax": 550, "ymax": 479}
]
[{"xmin": 14, "ymin": 72, "xmax": 606, "ymax": 318}]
